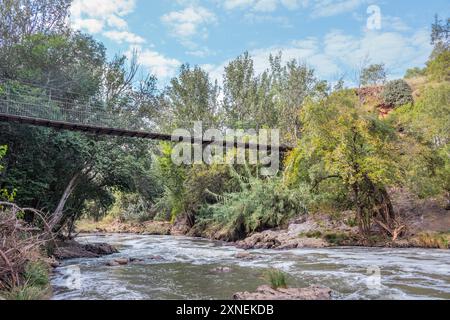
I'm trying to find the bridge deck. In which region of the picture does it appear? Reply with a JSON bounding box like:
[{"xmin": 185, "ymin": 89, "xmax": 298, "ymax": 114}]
[{"xmin": 0, "ymin": 113, "xmax": 292, "ymax": 153}]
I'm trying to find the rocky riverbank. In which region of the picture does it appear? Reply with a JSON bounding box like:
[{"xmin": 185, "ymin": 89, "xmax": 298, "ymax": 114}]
[{"xmin": 75, "ymin": 191, "xmax": 450, "ymax": 250}]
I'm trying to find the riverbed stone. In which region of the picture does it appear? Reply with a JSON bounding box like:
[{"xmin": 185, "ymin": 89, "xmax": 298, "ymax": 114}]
[
  {"xmin": 114, "ymin": 258, "xmax": 129, "ymax": 265},
  {"xmin": 233, "ymin": 285, "xmax": 332, "ymax": 300},
  {"xmin": 210, "ymin": 267, "xmax": 232, "ymax": 273}
]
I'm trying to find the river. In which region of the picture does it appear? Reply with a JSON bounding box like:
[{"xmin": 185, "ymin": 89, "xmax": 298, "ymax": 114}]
[{"xmin": 51, "ymin": 234, "xmax": 450, "ymax": 300}]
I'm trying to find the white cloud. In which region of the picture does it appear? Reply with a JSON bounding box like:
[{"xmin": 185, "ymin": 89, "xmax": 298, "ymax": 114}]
[
  {"xmin": 103, "ymin": 31, "xmax": 146, "ymax": 44},
  {"xmin": 71, "ymin": 18, "xmax": 104, "ymax": 34},
  {"xmin": 311, "ymin": 0, "xmax": 367, "ymax": 18},
  {"xmin": 223, "ymin": 0, "xmax": 369, "ymax": 14},
  {"xmin": 70, "ymin": 0, "xmax": 145, "ymax": 45},
  {"xmin": 161, "ymin": 6, "xmax": 217, "ymax": 44},
  {"xmin": 129, "ymin": 47, "xmax": 181, "ymax": 79},
  {"xmin": 203, "ymin": 28, "xmax": 432, "ymax": 85}
]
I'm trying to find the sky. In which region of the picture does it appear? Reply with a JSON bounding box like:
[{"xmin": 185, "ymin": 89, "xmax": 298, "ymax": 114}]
[{"xmin": 70, "ymin": 0, "xmax": 450, "ymax": 85}]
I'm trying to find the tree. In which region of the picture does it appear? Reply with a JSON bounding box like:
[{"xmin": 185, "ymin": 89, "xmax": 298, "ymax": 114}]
[
  {"xmin": 270, "ymin": 54, "xmax": 319, "ymax": 144},
  {"xmin": 163, "ymin": 64, "xmax": 220, "ymax": 130},
  {"xmin": 427, "ymin": 15, "xmax": 450, "ymax": 81},
  {"xmin": 223, "ymin": 52, "xmax": 259, "ymax": 129},
  {"xmin": 404, "ymin": 67, "xmax": 426, "ymax": 79},
  {"xmin": 285, "ymin": 90, "xmax": 403, "ymax": 237},
  {"xmin": 360, "ymin": 64, "xmax": 387, "ymax": 86},
  {"xmin": 431, "ymin": 14, "xmax": 449, "ymax": 47},
  {"xmin": 0, "ymin": 0, "xmax": 70, "ymax": 48},
  {"xmin": 0, "ymin": 18, "xmax": 160, "ymax": 230}
]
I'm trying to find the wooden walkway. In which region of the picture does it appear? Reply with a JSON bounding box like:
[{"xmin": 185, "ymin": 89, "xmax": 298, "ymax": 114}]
[{"xmin": 0, "ymin": 113, "xmax": 292, "ymax": 153}]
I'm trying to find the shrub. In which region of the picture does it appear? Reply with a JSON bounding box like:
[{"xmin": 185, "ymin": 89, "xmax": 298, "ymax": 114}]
[
  {"xmin": 404, "ymin": 67, "xmax": 426, "ymax": 79},
  {"xmin": 263, "ymin": 269, "xmax": 288, "ymax": 289},
  {"xmin": 198, "ymin": 167, "xmax": 308, "ymax": 241},
  {"xmin": 415, "ymin": 232, "xmax": 449, "ymax": 249},
  {"xmin": 382, "ymin": 79, "xmax": 414, "ymax": 107},
  {"xmin": 3, "ymin": 284, "xmax": 47, "ymax": 300},
  {"xmin": 24, "ymin": 262, "xmax": 49, "ymax": 288},
  {"xmin": 426, "ymin": 49, "xmax": 450, "ymax": 81}
]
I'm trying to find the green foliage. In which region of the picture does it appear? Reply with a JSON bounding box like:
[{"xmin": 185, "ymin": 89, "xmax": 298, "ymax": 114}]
[
  {"xmin": 382, "ymin": 79, "xmax": 414, "ymax": 107},
  {"xmin": 426, "ymin": 49, "xmax": 450, "ymax": 81},
  {"xmin": 285, "ymin": 90, "xmax": 401, "ymax": 235},
  {"xmin": 390, "ymin": 83, "xmax": 450, "ymax": 197},
  {"xmin": 24, "ymin": 261, "xmax": 49, "ymax": 288},
  {"xmin": 404, "ymin": 67, "xmax": 426, "ymax": 79},
  {"xmin": 199, "ymin": 167, "xmax": 307, "ymax": 241},
  {"xmin": 263, "ymin": 269, "xmax": 288, "ymax": 289},
  {"xmin": 360, "ymin": 64, "xmax": 387, "ymax": 86},
  {"xmin": 104, "ymin": 191, "xmax": 154, "ymax": 223},
  {"xmin": 324, "ymin": 233, "xmax": 351, "ymax": 246},
  {"xmin": 2, "ymin": 261, "xmax": 50, "ymax": 300},
  {"xmin": 3, "ymin": 284, "xmax": 47, "ymax": 300}
]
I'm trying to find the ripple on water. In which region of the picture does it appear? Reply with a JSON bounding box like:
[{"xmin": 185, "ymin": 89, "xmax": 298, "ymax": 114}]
[{"xmin": 52, "ymin": 234, "xmax": 450, "ymax": 300}]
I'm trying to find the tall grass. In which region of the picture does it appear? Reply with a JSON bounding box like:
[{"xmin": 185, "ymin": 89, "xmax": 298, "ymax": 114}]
[{"xmin": 263, "ymin": 269, "xmax": 288, "ymax": 289}]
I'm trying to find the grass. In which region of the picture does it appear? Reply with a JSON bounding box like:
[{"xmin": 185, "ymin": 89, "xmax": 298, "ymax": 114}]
[
  {"xmin": 263, "ymin": 269, "xmax": 288, "ymax": 290},
  {"xmin": 299, "ymin": 231, "xmax": 323, "ymax": 239},
  {"xmin": 415, "ymin": 232, "xmax": 449, "ymax": 249},
  {"xmin": 1, "ymin": 261, "xmax": 51, "ymax": 300},
  {"xmin": 323, "ymin": 232, "xmax": 351, "ymax": 246}
]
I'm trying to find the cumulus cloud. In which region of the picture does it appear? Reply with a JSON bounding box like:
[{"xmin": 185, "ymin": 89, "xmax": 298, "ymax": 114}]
[
  {"xmin": 103, "ymin": 31, "xmax": 146, "ymax": 44},
  {"xmin": 161, "ymin": 6, "xmax": 217, "ymax": 44},
  {"xmin": 70, "ymin": 0, "xmax": 145, "ymax": 45},
  {"xmin": 221, "ymin": 0, "xmax": 364, "ymax": 16},
  {"xmin": 128, "ymin": 46, "xmax": 181, "ymax": 79},
  {"xmin": 203, "ymin": 28, "xmax": 432, "ymax": 85}
]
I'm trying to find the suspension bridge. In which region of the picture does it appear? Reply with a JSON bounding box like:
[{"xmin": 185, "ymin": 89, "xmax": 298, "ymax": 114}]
[{"xmin": 0, "ymin": 79, "xmax": 291, "ymax": 153}]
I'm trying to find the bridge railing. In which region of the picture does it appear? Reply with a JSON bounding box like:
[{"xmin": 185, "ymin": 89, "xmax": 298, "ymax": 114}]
[{"xmin": 0, "ymin": 79, "xmax": 145, "ymax": 131}]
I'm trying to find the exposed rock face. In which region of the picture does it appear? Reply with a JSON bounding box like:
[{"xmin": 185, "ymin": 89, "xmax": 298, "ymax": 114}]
[
  {"xmin": 233, "ymin": 285, "xmax": 332, "ymax": 300},
  {"xmin": 235, "ymin": 214, "xmax": 358, "ymax": 250},
  {"xmin": 53, "ymin": 240, "xmax": 118, "ymax": 260}
]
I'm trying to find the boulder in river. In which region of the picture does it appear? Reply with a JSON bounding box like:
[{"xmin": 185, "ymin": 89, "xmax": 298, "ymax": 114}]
[
  {"xmin": 233, "ymin": 285, "xmax": 332, "ymax": 300},
  {"xmin": 53, "ymin": 240, "xmax": 119, "ymax": 260},
  {"xmin": 114, "ymin": 258, "xmax": 130, "ymax": 265}
]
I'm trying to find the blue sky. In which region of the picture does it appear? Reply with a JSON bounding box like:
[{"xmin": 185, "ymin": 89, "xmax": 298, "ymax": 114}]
[{"xmin": 70, "ymin": 0, "xmax": 450, "ymax": 85}]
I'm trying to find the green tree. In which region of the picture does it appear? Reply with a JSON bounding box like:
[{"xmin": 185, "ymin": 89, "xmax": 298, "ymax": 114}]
[
  {"xmin": 360, "ymin": 64, "xmax": 387, "ymax": 86},
  {"xmin": 163, "ymin": 64, "xmax": 220, "ymax": 130},
  {"xmin": 270, "ymin": 54, "xmax": 319, "ymax": 143},
  {"xmin": 223, "ymin": 52, "xmax": 259, "ymax": 129},
  {"xmin": 285, "ymin": 90, "xmax": 402, "ymax": 236}
]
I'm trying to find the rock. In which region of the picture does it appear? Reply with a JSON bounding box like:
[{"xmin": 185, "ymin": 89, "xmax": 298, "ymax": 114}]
[
  {"xmin": 84, "ymin": 243, "xmax": 119, "ymax": 255},
  {"xmin": 148, "ymin": 255, "xmax": 164, "ymax": 260},
  {"xmin": 53, "ymin": 241, "xmax": 119, "ymax": 260},
  {"xmin": 106, "ymin": 261, "xmax": 120, "ymax": 267},
  {"xmin": 114, "ymin": 258, "xmax": 129, "ymax": 265},
  {"xmin": 234, "ymin": 252, "xmax": 257, "ymax": 260},
  {"xmin": 210, "ymin": 267, "xmax": 232, "ymax": 273},
  {"xmin": 233, "ymin": 285, "xmax": 332, "ymax": 300}
]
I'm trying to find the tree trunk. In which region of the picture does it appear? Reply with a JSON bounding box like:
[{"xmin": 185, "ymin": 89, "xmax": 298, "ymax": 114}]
[{"xmin": 50, "ymin": 172, "xmax": 80, "ymax": 229}]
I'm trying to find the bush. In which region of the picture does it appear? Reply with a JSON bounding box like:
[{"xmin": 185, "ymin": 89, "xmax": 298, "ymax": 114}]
[
  {"xmin": 404, "ymin": 67, "xmax": 426, "ymax": 79},
  {"xmin": 426, "ymin": 49, "xmax": 450, "ymax": 81},
  {"xmin": 24, "ymin": 261, "xmax": 49, "ymax": 288},
  {"xmin": 198, "ymin": 168, "xmax": 308, "ymax": 241},
  {"xmin": 382, "ymin": 79, "xmax": 413, "ymax": 107}
]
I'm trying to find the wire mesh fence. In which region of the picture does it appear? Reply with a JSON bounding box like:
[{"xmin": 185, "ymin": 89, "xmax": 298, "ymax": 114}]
[{"xmin": 0, "ymin": 79, "xmax": 144, "ymax": 131}]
